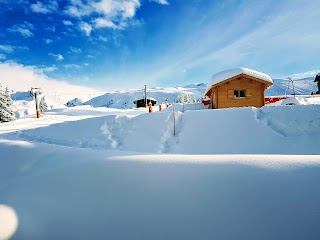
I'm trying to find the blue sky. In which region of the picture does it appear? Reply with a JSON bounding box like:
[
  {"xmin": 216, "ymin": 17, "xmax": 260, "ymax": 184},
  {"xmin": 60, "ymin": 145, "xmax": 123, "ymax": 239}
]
[{"xmin": 1, "ymin": 0, "xmax": 320, "ymax": 90}]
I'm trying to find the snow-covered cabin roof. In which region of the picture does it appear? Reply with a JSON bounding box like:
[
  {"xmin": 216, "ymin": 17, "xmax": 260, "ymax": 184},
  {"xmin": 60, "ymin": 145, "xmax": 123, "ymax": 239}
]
[{"xmin": 204, "ymin": 68, "xmax": 273, "ymax": 95}]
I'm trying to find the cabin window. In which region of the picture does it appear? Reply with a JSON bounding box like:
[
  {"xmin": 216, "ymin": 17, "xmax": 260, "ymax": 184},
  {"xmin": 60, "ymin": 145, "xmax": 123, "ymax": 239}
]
[{"xmin": 234, "ymin": 90, "xmax": 246, "ymax": 98}]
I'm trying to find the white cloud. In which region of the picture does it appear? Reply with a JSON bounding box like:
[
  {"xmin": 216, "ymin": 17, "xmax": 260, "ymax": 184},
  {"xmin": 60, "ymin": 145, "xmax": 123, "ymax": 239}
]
[
  {"xmin": 30, "ymin": 0, "xmax": 58, "ymax": 14},
  {"xmin": 45, "ymin": 39, "xmax": 53, "ymax": 44},
  {"xmin": 38, "ymin": 66, "xmax": 58, "ymax": 72},
  {"xmin": 63, "ymin": 64, "xmax": 82, "ymax": 69},
  {"xmin": 69, "ymin": 47, "xmax": 82, "ymax": 53},
  {"xmin": 150, "ymin": 0, "xmax": 169, "ymax": 5},
  {"xmin": 62, "ymin": 20, "xmax": 73, "ymax": 26},
  {"xmin": 0, "ymin": 54, "xmax": 6, "ymax": 60},
  {"xmin": 7, "ymin": 22, "xmax": 34, "ymax": 38},
  {"xmin": 79, "ymin": 22, "xmax": 92, "ymax": 36},
  {"xmin": 0, "ymin": 62, "xmax": 101, "ymax": 103},
  {"xmin": 98, "ymin": 36, "xmax": 108, "ymax": 42},
  {"xmin": 94, "ymin": 18, "xmax": 117, "ymax": 29},
  {"xmin": 92, "ymin": 0, "xmax": 141, "ymax": 19},
  {"xmin": 0, "ymin": 45, "xmax": 14, "ymax": 53},
  {"xmin": 64, "ymin": 0, "xmax": 93, "ymax": 18},
  {"xmin": 64, "ymin": 0, "xmax": 142, "ymax": 30},
  {"xmin": 49, "ymin": 53, "xmax": 64, "ymax": 61},
  {"xmin": 284, "ymin": 70, "xmax": 320, "ymax": 80},
  {"xmin": 7, "ymin": 26, "xmax": 33, "ymax": 38}
]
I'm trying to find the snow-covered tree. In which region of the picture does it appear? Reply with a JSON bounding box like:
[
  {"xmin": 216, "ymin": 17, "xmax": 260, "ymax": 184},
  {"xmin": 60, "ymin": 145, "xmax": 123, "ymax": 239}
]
[
  {"xmin": 177, "ymin": 93, "xmax": 193, "ymax": 103},
  {"xmin": 0, "ymin": 85, "xmax": 15, "ymax": 123},
  {"xmin": 39, "ymin": 96, "xmax": 48, "ymax": 112},
  {"xmin": 4, "ymin": 87, "xmax": 13, "ymax": 106}
]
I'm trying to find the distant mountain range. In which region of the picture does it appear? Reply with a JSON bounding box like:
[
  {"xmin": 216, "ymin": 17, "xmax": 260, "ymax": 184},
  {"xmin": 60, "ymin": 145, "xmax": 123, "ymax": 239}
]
[
  {"xmin": 12, "ymin": 77, "xmax": 318, "ymax": 109},
  {"xmin": 72, "ymin": 77, "xmax": 317, "ymax": 109}
]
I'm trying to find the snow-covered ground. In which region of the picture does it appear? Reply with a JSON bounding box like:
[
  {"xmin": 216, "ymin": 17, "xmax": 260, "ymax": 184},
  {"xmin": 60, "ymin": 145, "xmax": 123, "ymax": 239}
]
[
  {"xmin": 1, "ymin": 102, "xmax": 320, "ymax": 154},
  {"xmin": 1, "ymin": 140, "xmax": 320, "ymax": 240},
  {"xmin": 1, "ymin": 81, "xmax": 320, "ymax": 239}
]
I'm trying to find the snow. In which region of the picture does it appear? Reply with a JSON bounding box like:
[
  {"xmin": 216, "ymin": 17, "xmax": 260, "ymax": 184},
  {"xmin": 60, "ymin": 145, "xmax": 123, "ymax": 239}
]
[
  {"xmin": 1, "ymin": 140, "xmax": 320, "ymax": 240},
  {"xmin": 204, "ymin": 67, "xmax": 273, "ymax": 95},
  {"xmin": 1, "ymin": 103, "xmax": 320, "ymax": 154},
  {"xmin": 85, "ymin": 86, "xmax": 206, "ymax": 109},
  {"xmin": 66, "ymin": 98, "xmax": 84, "ymax": 107},
  {"xmin": 1, "ymin": 81, "xmax": 320, "ymax": 239}
]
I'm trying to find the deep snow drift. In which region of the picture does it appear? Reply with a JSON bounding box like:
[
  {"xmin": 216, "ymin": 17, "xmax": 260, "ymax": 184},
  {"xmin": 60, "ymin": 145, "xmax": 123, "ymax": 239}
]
[
  {"xmin": 2, "ymin": 103, "xmax": 320, "ymax": 154},
  {"xmin": 1, "ymin": 140, "xmax": 320, "ymax": 240}
]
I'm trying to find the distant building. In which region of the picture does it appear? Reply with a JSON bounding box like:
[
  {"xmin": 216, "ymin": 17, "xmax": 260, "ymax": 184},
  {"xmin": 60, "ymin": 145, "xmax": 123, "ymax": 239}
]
[
  {"xmin": 134, "ymin": 98, "xmax": 157, "ymax": 108},
  {"xmin": 204, "ymin": 68, "xmax": 273, "ymax": 109}
]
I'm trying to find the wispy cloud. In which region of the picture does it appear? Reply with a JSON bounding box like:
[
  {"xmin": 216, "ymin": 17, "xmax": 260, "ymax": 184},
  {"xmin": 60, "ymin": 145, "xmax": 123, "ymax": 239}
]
[
  {"xmin": 0, "ymin": 45, "xmax": 14, "ymax": 53},
  {"xmin": 0, "ymin": 44, "xmax": 28, "ymax": 53},
  {"xmin": 0, "ymin": 53, "xmax": 6, "ymax": 60},
  {"xmin": 94, "ymin": 18, "xmax": 117, "ymax": 29},
  {"xmin": 30, "ymin": 0, "xmax": 58, "ymax": 14},
  {"xmin": 79, "ymin": 22, "xmax": 92, "ymax": 36},
  {"xmin": 63, "ymin": 64, "xmax": 82, "ymax": 69},
  {"xmin": 62, "ymin": 20, "xmax": 73, "ymax": 26},
  {"xmin": 98, "ymin": 36, "xmax": 108, "ymax": 42},
  {"xmin": 7, "ymin": 22, "xmax": 34, "ymax": 38},
  {"xmin": 36, "ymin": 66, "xmax": 58, "ymax": 73},
  {"xmin": 49, "ymin": 53, "xmax": 64, "ymax": 61},
  {"xmin": 150, "ymin": 0, "xmax": 169, "ymax": 5},
  {"xmin": 283, "ymin": 70, "xmax": 320, "ymax": 80},
  {"xmin": 69, "ymin": 47, "xmax": 82, "ymax": 53},
  {"xmin": 45, "ymin": 39, "xmax": 53, "ymax": 44},
  {"xmin": 142, "ymin": 1, "xmax": 320, "ymax": 86}
]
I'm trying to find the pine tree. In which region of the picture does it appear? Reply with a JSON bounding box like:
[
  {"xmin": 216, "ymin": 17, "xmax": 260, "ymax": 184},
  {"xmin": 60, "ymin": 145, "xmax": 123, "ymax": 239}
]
[
  {"xmin": 4, "ymin": 87, "xmax": 13, "ymax": 107},
  {"xmin": 39, "ymin": 96, "xmax": 48, "ymax": 112},
  {"xmin": 0, "ymin": 85, "xmax": 15, "ymax": 123}
]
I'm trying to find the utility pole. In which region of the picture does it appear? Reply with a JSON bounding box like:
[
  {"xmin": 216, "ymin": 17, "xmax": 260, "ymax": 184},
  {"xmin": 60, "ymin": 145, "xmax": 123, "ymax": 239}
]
[
  {"xmin": 30, "ymin": 87, "xmax": 42, "ymax": 118},
  {"xmin": 144, "ymin": 85, "xmax": 147, "ymax": 107},
  {"xmin": 287, "ymin": 77, "xmax": 295, "ymax": 97}
]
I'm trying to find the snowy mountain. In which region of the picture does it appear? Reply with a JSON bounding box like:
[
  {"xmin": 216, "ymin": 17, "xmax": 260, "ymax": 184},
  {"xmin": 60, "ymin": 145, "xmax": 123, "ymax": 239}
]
[
  {"xmin": 82, "ymin": 78, "xmax": 317, "ymax": 109},
  {"xmin": 84, "ymin": 84, "xmax": 207, "ymax": 109},
  {"xmin": 266, "ymin": 77, "xmax": 317, "ymax": 96}
]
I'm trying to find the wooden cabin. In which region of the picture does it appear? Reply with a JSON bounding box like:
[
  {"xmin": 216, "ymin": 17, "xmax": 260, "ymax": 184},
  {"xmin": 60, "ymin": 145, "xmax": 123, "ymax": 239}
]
[
  {"xmin": 204, "ymin": 68, "xmax": 273, "ymax": 109},
  {"xmin": 134, "ymin": 98, "xmax": 157, "ymax": 108}
]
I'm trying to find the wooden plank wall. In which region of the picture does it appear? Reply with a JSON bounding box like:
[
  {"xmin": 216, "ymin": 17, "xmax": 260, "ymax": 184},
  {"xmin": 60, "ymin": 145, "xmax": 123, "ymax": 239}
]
[{"xmin": 211, "ymin": 76, "xmax": 266, "ymax": 108}]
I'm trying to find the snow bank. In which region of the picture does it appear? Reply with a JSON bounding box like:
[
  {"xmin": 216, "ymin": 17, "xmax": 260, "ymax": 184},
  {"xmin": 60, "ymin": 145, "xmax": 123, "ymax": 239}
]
[
  {"xmin": 174, "ymin": 105, "xmax": 320, "ymax": 154},
  {"xmin": 66, "ymin": 98, "xmax": 84, "ymax": 107},
  {"xmin": 0, "ymin": 140, "xmax": 320, "ymax": 240},
  {"xmin": 2, "ymin": 104, "xmax": 320, "ymax": 154}
]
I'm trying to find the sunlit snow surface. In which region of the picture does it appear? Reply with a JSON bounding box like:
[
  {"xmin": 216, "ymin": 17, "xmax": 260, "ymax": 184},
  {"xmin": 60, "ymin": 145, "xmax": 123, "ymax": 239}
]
[{"xmin": 1, "ymin": 96, "xmax": 320, "ymax": 240}]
